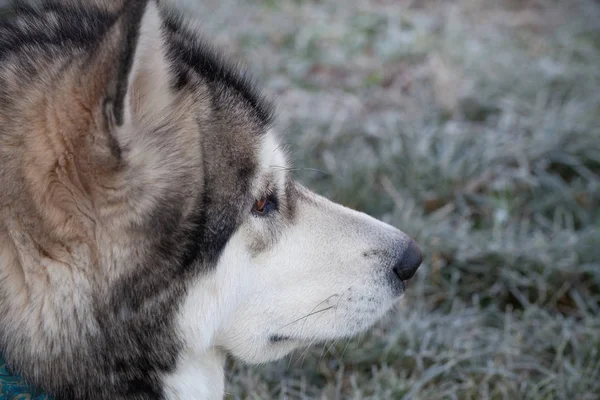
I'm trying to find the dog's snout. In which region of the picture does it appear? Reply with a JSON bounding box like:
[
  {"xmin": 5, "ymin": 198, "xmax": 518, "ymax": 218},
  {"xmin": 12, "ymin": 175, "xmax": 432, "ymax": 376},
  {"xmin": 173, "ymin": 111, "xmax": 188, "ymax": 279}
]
[{"xmin": 392, "ymin": 239, "xmax": 422, "ymax": 281}]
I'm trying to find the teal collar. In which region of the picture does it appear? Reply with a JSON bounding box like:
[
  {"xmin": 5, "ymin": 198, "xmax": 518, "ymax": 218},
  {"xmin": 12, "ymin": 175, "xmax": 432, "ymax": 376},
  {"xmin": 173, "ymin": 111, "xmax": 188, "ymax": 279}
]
[{"xmin": 1, "ymin": 356, "xmax": 51, "ymax": 399}]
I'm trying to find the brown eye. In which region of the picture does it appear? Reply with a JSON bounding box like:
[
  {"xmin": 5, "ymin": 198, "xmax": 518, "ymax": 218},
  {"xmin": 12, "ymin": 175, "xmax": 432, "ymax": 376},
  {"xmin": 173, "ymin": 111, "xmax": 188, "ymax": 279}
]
[
  {"xmin": 252, "ymin": 195, "xmax": 277, "ymax": 216},
  {"xmin": 254, "ymin": 198, "xmax": 267, "ymax": 213}
]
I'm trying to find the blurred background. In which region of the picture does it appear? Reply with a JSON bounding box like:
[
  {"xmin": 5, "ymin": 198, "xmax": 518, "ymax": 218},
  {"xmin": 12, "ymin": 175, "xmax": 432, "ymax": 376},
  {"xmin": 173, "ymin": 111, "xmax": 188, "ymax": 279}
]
[{"xmin": 3, "ymin": 0, "xmax": 600, "ymax": 399}]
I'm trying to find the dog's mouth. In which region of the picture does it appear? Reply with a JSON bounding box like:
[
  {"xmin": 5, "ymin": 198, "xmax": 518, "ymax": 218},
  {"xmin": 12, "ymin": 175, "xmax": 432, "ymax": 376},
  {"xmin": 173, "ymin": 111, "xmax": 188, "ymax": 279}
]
[
  {"xmin": 269, "ymin": 334, "xmax": 293, "ymax": 343},
  {"xmin": 267, "ymin": 282, "xmax": 410, "ymax": 346},
  {"xmin": 269, "ymin": 334, "xmax": 316, "ymax": 344}
]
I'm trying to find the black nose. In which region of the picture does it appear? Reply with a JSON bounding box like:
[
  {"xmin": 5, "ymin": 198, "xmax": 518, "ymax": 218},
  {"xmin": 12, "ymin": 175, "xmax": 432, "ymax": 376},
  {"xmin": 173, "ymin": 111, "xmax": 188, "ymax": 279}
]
[{"xmin": 393, "ymin": 239, "xmax": 422, "ymax": 281}]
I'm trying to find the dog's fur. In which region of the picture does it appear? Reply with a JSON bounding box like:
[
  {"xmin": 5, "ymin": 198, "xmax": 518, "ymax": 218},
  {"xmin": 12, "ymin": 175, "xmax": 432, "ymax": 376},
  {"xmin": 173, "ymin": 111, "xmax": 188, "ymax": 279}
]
[{"xmin": 0, "ymin": 1, "xmax": 422, "ymax": 399}]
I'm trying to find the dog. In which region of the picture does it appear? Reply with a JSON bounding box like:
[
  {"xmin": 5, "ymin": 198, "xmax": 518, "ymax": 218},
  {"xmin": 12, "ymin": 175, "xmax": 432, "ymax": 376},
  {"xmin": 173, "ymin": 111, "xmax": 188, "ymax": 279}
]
[{"xmin": 0, "ymin": 1, "xmax": 422, "ymax": 398}]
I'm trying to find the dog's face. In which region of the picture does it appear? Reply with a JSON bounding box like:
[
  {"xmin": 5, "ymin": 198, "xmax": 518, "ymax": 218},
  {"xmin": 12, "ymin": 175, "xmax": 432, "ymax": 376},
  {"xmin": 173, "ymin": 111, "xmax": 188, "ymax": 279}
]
[
  {"xmin": 176, "ymin": 131, "xmax": 422, "ymax": 364},
  {"xmin": 217, "ymin": 134, "xmax": 421, "ymax": 362}
]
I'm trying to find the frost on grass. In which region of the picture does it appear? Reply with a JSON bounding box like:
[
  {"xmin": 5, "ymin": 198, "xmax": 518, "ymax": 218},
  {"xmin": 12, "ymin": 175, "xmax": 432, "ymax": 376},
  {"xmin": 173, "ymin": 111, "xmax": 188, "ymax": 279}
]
[{"xmin": 185, "ymin": 0, "xmax": 600, "ymax": 398}]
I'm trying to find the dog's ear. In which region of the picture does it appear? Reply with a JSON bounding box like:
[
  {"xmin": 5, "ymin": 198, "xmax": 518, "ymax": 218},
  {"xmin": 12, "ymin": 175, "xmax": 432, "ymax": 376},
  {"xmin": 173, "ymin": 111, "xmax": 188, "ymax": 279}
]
[{"xmin": 104, "ymin": 0, "xmax": 173, "ymax": 131}]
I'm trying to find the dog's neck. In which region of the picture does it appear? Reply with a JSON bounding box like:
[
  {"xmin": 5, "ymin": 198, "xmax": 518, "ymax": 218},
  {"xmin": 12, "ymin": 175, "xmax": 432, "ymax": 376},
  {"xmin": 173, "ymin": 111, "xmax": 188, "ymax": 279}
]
[{"xmin": 163, "ymin": 347, "xmax": 226, "ymax": 399}]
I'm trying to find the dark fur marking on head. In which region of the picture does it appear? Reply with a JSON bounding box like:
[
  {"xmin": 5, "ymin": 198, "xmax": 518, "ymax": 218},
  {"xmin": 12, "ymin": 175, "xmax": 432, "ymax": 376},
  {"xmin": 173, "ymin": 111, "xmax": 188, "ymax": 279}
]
[
  {"xmin": 283, "ymin": 177, "xmax": 299, "ymax": 222},
  {"xmin": 162, "ymin": 13, "xmax": 275, "ymax": 127},
  {"xmin": 172, "ymin": 65, "xmax": 190, "ymax": 91},
  {"xmin": 176, "ymin": 152, "xmax": 255, "ymax": 269},
  {"xmin": 0, "ymin": 3, "xmax": 116, "ymax": 60}
]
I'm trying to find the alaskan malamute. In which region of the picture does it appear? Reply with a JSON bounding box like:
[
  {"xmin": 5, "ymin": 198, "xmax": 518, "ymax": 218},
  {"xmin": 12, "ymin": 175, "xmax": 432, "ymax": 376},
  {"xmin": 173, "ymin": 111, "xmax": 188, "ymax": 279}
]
[{"xmin": 0, "ymin": 1, "xmax": 422, "ymax": 398}]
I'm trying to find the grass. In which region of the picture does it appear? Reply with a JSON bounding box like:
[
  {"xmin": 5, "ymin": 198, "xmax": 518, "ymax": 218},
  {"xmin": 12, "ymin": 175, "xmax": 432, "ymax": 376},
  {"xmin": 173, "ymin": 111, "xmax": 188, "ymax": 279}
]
[{"xmin": 185, "ymin": 0, "xmax": 600, "ymax": 398}]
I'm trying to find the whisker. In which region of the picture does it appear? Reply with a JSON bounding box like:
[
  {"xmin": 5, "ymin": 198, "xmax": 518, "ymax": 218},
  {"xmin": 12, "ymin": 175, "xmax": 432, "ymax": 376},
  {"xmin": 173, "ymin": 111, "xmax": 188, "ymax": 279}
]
[
  {"xmin": 277, "ymin": 294, "xmax": 338, "ymax": 331},
  {"xmin": 295, "ymin": 294, "xmax": 340, "ymax": 340},
  {"xmin": 295, "ymin": 301, "xmax": 337, "ymax": 366},
  {"xmin": 324, "ymin": 339, "xmax": 338, "ymax": 358},
  {"xmin": 269, "ymin": 165, "xmax": 330, "ymax": 176},
  {"xmin": 273, "ymin": 143, "xmax": 287, "ymax": 153},
  {"xmin": 340, "ymin": 337, "xmax": 351, "ymax": 359},
  {"xmin": 277, "ymin": 306, "xmax": 334, "ymax": 344},
  {"xmin": 297, "ymin": 344, "xmax": 311, "ymax": 365},
  {"xmin": 319, "ymin": 339, "xmax": 329, "ymax": 363}
]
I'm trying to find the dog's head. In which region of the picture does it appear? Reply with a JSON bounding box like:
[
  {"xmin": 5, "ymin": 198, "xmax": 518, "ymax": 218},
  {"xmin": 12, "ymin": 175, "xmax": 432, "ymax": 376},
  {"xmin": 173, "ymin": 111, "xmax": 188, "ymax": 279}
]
[
  {"xmin": 0, "ymin": 0, "xmax": 422, "ymax": 388},
  {"xmin": 99, "ymin": 3, "xmax": 422, "ymax": 363},
  {"xmin": 98, "ymin": 1, "xmax": 422, "ymax": 364}
]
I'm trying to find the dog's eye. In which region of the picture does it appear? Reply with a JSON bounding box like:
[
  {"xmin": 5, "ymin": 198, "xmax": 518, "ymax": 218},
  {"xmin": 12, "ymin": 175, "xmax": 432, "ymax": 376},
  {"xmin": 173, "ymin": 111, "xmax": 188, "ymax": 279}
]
[{"xmin": 253, "ymin": 196, "xmax": 277, "ymax": 215}]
